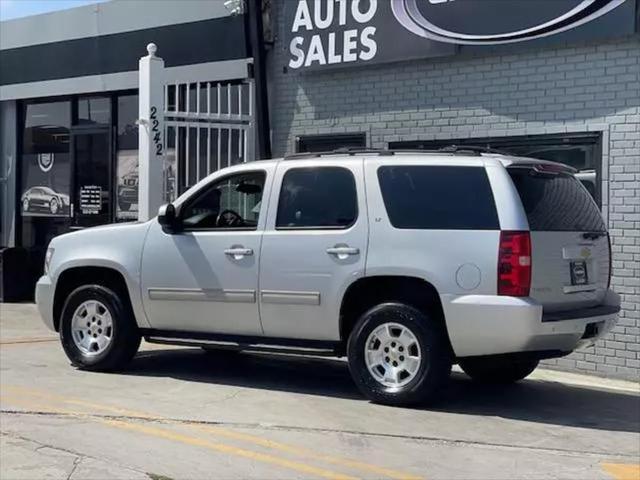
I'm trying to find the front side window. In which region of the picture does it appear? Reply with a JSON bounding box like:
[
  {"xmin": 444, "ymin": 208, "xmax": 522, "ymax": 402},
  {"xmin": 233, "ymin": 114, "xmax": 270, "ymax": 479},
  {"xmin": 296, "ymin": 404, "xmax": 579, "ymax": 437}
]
[
  {"xmin": 181, "ymin": 171, "xmax": 265, "ymax": 230},
  {"xmin": 377, "ymin": 166, "xmax": 500, "ymax": 230},
  {"xmin": 276, "ymin": 167, "xmax": 358, "ymax": 229}
]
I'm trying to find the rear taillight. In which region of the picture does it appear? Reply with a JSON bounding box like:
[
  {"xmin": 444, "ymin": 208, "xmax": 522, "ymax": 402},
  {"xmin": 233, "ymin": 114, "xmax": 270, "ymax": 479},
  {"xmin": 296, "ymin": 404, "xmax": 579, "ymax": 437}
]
[{"xmin": 498, "ymin": 231, "xmax": 531, "ymax": 297}]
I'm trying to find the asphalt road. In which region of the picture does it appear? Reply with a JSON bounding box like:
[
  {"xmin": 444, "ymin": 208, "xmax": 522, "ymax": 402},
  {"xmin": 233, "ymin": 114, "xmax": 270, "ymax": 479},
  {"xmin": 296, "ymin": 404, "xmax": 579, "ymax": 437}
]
[{"xmin": 1, "ymin": 303, "xmax": 639, "ymax": 480}]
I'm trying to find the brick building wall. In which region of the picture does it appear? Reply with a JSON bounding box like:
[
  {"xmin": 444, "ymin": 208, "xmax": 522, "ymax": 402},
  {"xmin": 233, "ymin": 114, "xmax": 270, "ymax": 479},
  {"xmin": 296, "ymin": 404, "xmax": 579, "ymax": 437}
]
[{"xmin": 267, "ymin": 0, "xmax": 640, "ymax": 380}]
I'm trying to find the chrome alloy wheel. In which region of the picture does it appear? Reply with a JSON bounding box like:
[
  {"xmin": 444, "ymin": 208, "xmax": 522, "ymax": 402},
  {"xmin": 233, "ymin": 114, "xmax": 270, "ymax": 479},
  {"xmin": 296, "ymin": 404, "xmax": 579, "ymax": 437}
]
[
  {"xmin": 71, "ymin": 300, "xmax": 114, "ymax": 355},
  {"xmin": 365, "ymin": 322, "xmax": 422, "ymax": 388}
]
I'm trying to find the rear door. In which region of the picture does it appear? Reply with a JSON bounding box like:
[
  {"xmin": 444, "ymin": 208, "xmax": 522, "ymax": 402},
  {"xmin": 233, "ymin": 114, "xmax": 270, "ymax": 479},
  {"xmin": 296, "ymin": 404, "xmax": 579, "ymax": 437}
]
[
  {"xmin": 508, "ymin": 166, "xmax": 609, "ymax": 312},
  {"xmin": 258, "ymin": 159, "xmax": 368, "ymax": 340}
]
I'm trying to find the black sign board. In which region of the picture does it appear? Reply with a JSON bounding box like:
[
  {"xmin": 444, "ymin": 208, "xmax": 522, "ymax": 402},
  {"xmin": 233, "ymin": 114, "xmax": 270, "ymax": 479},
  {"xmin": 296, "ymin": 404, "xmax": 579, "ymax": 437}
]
[
  {"xmin": 284, "ymin": 0, "xmax": 637, "ymax": 71},
  {"xmin": 79, "ymin": 185, "xmax": 102, "ymax": 215}
]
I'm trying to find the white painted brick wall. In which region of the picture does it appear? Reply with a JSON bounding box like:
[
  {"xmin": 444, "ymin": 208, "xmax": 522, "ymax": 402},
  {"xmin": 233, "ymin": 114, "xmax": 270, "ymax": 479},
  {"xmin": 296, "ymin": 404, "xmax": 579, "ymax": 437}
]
[{"xmin": 268, "ymin": 1, "xmax": 640, "ymax": 380}]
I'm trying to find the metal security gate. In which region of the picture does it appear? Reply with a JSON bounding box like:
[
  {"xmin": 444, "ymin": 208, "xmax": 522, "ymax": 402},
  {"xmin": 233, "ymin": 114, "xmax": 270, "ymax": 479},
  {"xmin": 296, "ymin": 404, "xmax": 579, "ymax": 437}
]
[{"xmin": 163, "ymin": 79, "xmax": 255, "ymax": 199}]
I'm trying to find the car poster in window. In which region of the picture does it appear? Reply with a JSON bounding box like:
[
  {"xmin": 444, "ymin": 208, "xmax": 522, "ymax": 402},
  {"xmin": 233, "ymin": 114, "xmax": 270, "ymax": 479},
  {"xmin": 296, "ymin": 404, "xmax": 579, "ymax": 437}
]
[
  {"xmin": 115, "ymin": 149, "xmax": 176, "ymax": 222},
  {"xmin": 116, "ymin": 150, "xmax": 139, "ymax": 221},
  {"xmin": 21, "ymin": 152, "xmax": 71, "ymax": 217}
]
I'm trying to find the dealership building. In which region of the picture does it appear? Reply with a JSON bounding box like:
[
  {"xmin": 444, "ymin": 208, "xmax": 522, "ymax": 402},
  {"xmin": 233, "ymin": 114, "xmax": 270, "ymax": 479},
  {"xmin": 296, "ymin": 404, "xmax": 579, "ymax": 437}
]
[
  {"xmin": 267, "ymin": 0, "xmax": 640, "ymax": 379},
  {"xmin": 1, "ymin": 0, "xmax": 639, "ymax": 380}
]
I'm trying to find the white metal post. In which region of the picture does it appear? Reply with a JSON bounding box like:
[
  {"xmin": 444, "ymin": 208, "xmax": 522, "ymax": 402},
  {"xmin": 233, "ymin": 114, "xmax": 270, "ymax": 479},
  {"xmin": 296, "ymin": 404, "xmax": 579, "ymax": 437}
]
[{"xmin": 138, "ymin": 43, "xmax": 165, "ymax": 221}]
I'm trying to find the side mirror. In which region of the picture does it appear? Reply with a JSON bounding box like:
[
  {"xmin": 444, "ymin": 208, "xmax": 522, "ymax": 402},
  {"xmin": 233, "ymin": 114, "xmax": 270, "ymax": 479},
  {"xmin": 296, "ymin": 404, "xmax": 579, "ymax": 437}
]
[{"xmin": 158, "ymin": 203, "xmax": 179, "ymax": 233}]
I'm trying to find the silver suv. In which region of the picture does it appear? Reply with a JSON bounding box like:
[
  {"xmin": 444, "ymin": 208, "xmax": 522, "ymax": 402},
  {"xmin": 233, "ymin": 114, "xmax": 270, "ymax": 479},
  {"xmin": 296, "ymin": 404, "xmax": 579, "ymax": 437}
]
[{"xmin": 36, "ymin": 150, "xmax": 620, "ymax": 406}]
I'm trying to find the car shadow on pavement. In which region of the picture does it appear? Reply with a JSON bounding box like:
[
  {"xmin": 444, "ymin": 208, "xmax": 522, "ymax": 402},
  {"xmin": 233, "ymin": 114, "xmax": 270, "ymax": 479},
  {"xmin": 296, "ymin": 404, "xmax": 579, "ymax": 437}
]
[{"xmin": 126, "ymin": 347, "xmax": 640, "ymax": 434}]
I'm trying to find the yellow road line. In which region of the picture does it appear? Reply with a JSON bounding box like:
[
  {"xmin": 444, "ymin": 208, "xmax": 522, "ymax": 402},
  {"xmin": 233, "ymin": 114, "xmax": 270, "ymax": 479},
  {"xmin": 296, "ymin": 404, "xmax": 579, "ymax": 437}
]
[
  {"xmin": 0, "ymin": 393, "xmax": 357, "ymax": 480},
  {"xmin": 602, "ymin": 463, "xmax": 640, "ymax": 480},
  {"xmin": 4, "ymin": 385, "xmax": 154, "ymax": 419},
  {"xmin": 3, "ymin": 384, "xmax": 423, "ymax": 480},
  {"xmin": 107, "ymin": 419, "xmax": 358, "ymax": 480},
  {"xmin": 192, "ymin": 424, "xmax": 422, "ymax": 480}
]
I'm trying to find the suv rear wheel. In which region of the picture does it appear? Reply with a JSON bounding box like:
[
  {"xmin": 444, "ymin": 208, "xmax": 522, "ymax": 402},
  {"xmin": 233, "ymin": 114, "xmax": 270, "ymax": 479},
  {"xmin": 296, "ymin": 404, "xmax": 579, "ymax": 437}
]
[
  {"xmin": 60, "ymin": 285, "xmax": 141, "ymax": 371},
  {"xmin": 459, "ymin": 356, "xmax": 539, "ymax": 384},
  {"xmin": 347, "ymin": 303, "xmax": 451, "ymax": 406}
]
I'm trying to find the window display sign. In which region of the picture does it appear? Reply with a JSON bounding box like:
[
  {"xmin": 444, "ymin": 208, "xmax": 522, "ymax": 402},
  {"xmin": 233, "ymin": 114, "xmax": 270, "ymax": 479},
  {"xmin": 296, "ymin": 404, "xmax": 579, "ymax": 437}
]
[
  {"xmin": 116, "ymin": 94, "xmax": 177, "ymax": 222},
  {"xmin": 116, "ymin": 150, "xmax": 176, "ymax": 222},
  {"xmin": 21, "ymin": 102, "xmax": 72, "ymax": 218},
  {"xmin": 79, "ymin": 185, "xmax": 102, "ymax": 215},
  {"xmin": 21, "ymin": 152, "xmax": 71, "ymax": 218},
  {"xmin": 38, "ymin": 153, "xmax": 54, "ymax": 172},
  {"xmin": 116, "ymin": 151, "xmax": 139, "ymax": 220},
  {"xmin": 284, "ymin": 0, "xmax": 636, "ymax": 71}
]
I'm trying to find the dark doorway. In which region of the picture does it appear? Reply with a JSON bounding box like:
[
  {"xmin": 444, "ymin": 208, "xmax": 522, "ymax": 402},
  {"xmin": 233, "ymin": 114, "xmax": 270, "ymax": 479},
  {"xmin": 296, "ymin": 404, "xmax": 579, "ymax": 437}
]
[{"xmin": 72, "ymin": 130, "xmax": 112, "ymax": 228}]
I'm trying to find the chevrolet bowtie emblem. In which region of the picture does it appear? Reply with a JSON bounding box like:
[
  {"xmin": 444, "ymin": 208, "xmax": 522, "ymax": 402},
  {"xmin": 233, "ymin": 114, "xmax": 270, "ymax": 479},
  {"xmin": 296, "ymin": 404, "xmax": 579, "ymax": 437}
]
[{"xmin": 581, "ymin": 247, "xmax": 592, "ymax": 258}]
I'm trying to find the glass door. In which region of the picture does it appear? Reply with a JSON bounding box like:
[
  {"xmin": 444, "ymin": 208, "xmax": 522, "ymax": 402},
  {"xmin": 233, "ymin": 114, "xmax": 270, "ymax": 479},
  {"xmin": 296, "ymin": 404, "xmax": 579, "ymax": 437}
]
[{"xmin": 72, "ymin": 129, "xmax": 112, "ymax": 228}]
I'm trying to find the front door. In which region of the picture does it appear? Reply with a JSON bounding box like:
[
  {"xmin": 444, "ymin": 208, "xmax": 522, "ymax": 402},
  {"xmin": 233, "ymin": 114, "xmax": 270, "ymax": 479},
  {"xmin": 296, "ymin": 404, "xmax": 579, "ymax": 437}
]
[
  {"xmin": 140, "ymin": 169, "xmax": 269, "ymax": 335},
  {"xmin": 259, "ymin": 160, "xmax": 368, "ymax": 340},
  {"xmin": 72, "ymin": 130, "xmax": 112, "ymax": 228}
]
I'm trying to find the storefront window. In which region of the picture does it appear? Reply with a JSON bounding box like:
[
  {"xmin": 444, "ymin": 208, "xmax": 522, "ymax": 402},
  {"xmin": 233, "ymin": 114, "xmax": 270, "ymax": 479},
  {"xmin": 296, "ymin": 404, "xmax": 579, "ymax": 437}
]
[
  {"xmin": 77, "ymin": 97, "xmax": 111, "ymax": 126},
  {"xmin": 20, "ymin": 100, "xmax": 72, "ymax": 284},
  {"xmin": 116, "ymin": 94, "xmax": 176, "ymax": 221},
  {"xmin": 296, "ymin": 133, "xmax": 366, "ymax": 153},
  {"xmin": 21, "ymin": 101, "xmax": 72, "ymax": 220},
  {"xmin": 116, "ymin": 94, "xmax": 139, "ymax": 221}
]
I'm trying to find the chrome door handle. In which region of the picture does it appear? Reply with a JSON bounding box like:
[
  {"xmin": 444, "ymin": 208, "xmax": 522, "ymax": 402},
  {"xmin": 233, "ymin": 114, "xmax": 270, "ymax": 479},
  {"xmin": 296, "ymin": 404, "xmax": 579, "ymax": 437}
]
[
  {"xmin": 224, "ymin": 247, "xmax": 253, "ymax": 256},
  {"xmin": 326, "ymin": 246, "xmax": 360, "ymax": 256}
]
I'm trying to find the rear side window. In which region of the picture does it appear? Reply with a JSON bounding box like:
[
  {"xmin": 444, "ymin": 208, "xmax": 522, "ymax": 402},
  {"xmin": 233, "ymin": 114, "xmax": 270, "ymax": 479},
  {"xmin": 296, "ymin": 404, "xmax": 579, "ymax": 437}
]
[
  {"xmin": 377, "ymin": 166, "xmax": 499, "ymax": 230},
  {"xmin": 508, "ymin": 168, "xmax": 606, "ymax": 232},
  {"xmin": 276, "ymin": 167, "xmax": 357, "ymax": 229}
]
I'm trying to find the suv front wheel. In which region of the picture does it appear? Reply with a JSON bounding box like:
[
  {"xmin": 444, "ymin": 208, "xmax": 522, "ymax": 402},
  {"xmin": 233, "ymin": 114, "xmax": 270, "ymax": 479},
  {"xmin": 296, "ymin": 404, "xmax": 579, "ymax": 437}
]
[
  {"xmin": 60, "ymin": 285, "xmax": 141, "ymax": 371},
  {"xmin": 347, "ymin": 303, "xmax": 451, "ymax": 406}
]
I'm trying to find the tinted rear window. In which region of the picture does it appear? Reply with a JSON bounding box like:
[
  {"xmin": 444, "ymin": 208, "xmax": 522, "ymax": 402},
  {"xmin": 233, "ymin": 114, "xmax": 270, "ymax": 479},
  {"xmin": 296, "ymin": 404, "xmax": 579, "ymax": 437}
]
[
  {"xmin": 508, "ymin": 168, "xmax": 606, "ymax": 232},
  {"xmin": 377, "ymin": 166, "xmax": 499, "ymax": 230}
]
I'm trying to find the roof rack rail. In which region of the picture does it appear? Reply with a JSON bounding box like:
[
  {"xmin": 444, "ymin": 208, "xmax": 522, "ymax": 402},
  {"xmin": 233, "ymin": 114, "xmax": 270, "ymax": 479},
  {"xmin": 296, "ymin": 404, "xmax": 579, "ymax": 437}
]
[
  {"xmin": 438, "ymin": 145, "xmax": 510, "ymax": 156},
  {"xmin": 284, "ymin": 148, "xmax": 394, "ymax": 160},
  {"xmin": 284, "ymin": 146, "xmax": 487, "ymax": 160},
  {"xmin": 282, "ymin": 145, "xmax": 518, "ymax": 160}
]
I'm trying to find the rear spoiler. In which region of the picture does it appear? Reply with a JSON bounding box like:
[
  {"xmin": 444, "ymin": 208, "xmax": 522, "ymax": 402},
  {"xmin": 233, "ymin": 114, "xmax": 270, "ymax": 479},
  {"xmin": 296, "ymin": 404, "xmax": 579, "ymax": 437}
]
[{"xmin": 507, "ymin": 161, "xmax": 577, "ymax": 175}]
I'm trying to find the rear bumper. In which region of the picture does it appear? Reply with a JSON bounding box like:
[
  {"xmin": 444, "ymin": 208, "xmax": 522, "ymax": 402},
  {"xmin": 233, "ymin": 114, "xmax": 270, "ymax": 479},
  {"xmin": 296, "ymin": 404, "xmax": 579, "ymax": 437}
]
[{"xmin": 442, "ymin": 290, "xmax": 620, "ymax": 358}]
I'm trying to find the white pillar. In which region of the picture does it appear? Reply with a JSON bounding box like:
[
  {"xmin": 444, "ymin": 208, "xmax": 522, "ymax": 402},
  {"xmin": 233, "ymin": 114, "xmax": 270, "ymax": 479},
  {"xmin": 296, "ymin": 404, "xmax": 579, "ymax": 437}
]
[{"xmin": 138, "ymin": 43, "xmax": 165, "ymax": 221}]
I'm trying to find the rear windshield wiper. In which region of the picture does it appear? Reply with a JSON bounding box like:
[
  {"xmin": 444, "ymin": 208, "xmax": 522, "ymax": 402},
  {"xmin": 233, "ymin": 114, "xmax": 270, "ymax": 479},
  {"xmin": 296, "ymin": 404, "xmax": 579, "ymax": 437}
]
[{"xmin": 582, "ymin": 232, "xmax": 607, "ymax": 240}]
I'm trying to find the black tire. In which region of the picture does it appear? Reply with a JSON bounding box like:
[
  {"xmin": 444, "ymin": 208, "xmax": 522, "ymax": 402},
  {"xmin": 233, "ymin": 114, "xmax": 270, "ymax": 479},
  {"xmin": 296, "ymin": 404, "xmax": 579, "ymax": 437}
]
[
  {"xmin": 347, "ymin": 303, "xmax": 451, "ymax": 406},
  {"xmin": 459, "ymin": 356, "xmax": 539, "ymax": 384},
  {"xmin": 49, "ymin": 198, "xmax": 59, "ymax": 214},
  {"xmin": 60, "ymin": 285, "xmax": 141, "ymax": 371}
]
